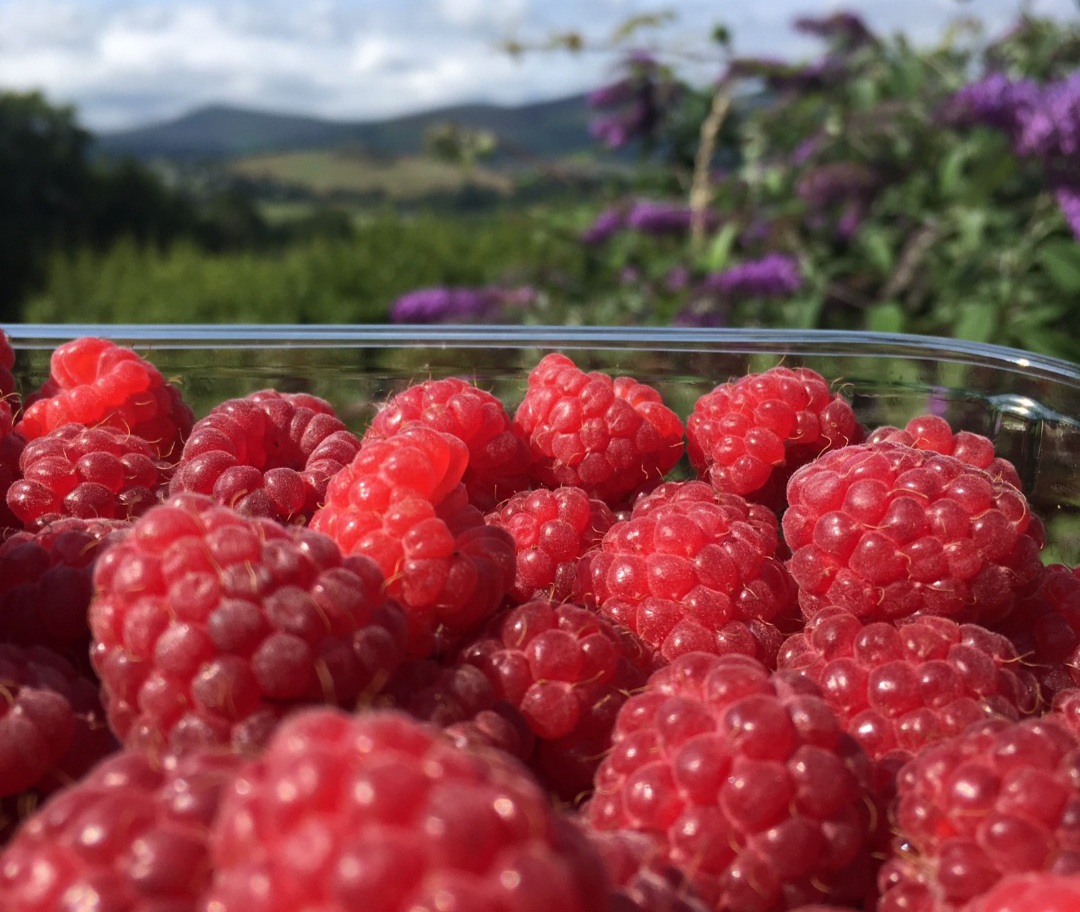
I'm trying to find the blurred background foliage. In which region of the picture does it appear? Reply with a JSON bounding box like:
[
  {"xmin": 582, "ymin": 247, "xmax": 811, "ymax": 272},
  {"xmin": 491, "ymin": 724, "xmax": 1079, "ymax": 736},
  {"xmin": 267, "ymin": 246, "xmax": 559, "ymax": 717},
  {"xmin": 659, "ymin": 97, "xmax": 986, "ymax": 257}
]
[{"xmin": 2, "ymin": 9, "xmax": 1079, "ymax": 363}]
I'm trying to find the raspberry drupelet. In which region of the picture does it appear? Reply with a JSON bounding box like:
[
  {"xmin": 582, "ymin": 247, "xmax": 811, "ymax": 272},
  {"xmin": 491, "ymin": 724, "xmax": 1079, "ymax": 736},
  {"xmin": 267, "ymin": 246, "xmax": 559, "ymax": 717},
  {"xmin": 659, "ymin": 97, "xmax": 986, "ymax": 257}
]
[
  {"xmin": 782, "ymin": 441, "xmax": 1046, "ymax": 625},
  {"xmin": 587, "ymin": 651, "xmax": 880, "ymax": 912},
  {"xmin": 170, "ymin": 389, "xmax": 362, "ymax": 524},
  {"xmin": 0, "ymin": 399, "xmax": 25, "ymax": 531},
  {"xmin": 486, "ymin": 485, "xmax": 616, "ymax": 604},
  {"xmin": 0, "ymin": 746, "xmax": 245, "ymax": 910},
  {"xmin": 513, "ymin": 352, "xmax": 685, "ymax": 508},
  {"xmin": 15, "ymin": 336, "xmax": 193, "ymax": 460},
  {"xmin": 202, "ymin": 707, "xmax": 612, "ymax": 912},
  {"xmin": 686, "ymin": 365, "xmax": 863, "ymax": 511},
  {"xmin": 879, "ymin": 715, "xmax": 1080, "ymax": 911},
  {"xmin": 585, "ymin": 828, "xmax": 712, "ymax": 912},
  {"xmin": 365, "ymin": 375, "xmax": 533, "ymax": 511},
  {"xmin": 456, "ymin": 597, "xmax": 652, "ymax": 801},
  {"xmin": 7, "ymin": 422, "xmax": 167, "ymax": 530},
  {"xmin": 89, "ymin": 492, "xmax": 408, "ymax": 754},
  {"xmin": 577, "ymin": 479, "xmax": 797, "ymax": 667},
  {"xmin": 310, "ymin": 421, "xmax": 516, "ymax": 657},
  {"xmin": 961, "ymin": 872, "xmax": 1080, "ymax": 912}
]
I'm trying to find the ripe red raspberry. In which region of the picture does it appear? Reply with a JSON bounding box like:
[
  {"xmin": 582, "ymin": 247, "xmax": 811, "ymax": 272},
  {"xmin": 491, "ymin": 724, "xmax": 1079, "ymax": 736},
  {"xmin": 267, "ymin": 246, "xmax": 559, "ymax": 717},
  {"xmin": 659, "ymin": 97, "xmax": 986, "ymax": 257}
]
[
  {"xmin": 778, "ymin": 608, "xmax": 1039, "ymax": 775},
  {"xmin": 867, "ymin": 414, "xmax": 1022, "ymax": 490},
  {"xmin": 0, "ymin": 517, "xmax": 128, "ymax": 675},
  {"xmin": 202, "ymin": 707, "xmax": 612, "ymax": 912},
  {"xmin": 374, "ymin": 656, "xmax": 536, "ymax": 764},
  {"xmin": 457, "ymin": 598, "xmax": 651, "ymax": 801},
  {"xmin": 90, "ymin": 493, "xmax": 408, "ymax": 754},
  {"xmin": 0, "ymin": 644, "xmax": 118, "ymax": 844},
  {"xmin": 578, "ymin": 480, "xmax": 797, "ymax": 666},
  {"xmin": 486, "ymin": 485, "xmax": 615, "ymax": 603},
  {"xmin": 962, "ymin": 872, "xmax": 1080, "ymax": 912},
  {"xmin": 15, "ymin": 337, "xmax": 194, "ymax": 460},
  {"xmin": 588, "ymin": 651, "xmax": 879, "ymax": 912},
  {"xmin": 311, "ymin": 423, "xmax": 516, "ymax": 656},
  {"xmin": 513, "ymin": 352, "xmax": 684, "ymax": 507},
  {"xmin": 170, "ymin": 389, "xmax": 362, "ymax": 524},
  {"xmin": 686, "ymin": 365, "xmax": 863, "ymax": 510},
  {"xmin": 365, "ymin": 376, "xmax": 533, "ymax": 511},
  {"xmin": 880, "ymin": 716, "xmax": 1080, "ymax": 911},
  {"xmin": 783, "ymin": 442, "xmax": 1046, "ymax": 625},
  {"xmin": 586, "ymin": 828, "xmax": 711, "ymax": 912},
  {"xmin": 0, "ymin": 746, "xmax": 245, "ymax": 910},
  {"xmin": 0, "ymin": 399, "xmax": 25, "ymax": 531},
  {"xmin": 6, "ymin": 422, "xmax": 166, "ymax": 530},
  {"xmin": 993, "ymin": 563, "xmax": 1080, "ymax": 701}
]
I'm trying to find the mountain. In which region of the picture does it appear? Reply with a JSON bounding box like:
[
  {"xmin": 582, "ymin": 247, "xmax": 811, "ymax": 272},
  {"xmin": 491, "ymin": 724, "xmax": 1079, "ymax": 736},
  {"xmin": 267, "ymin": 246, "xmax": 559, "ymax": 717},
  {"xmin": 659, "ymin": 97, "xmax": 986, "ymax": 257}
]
[{"xmin": 94, "ymin": 94, "xmax": 596, "ymax": 163}]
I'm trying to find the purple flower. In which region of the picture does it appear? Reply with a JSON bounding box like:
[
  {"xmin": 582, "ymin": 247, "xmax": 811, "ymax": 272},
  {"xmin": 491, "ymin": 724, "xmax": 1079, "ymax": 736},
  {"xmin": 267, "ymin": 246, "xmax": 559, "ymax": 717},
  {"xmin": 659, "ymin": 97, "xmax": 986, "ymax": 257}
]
[
  {"xmin": 581, "ymin": 206, "xmax": 627, "ymax": 244},
  {"xmin": 1055, "ymin": 184, "xmax": 1080, "ymax": 239},
  {"xmin": 797, "ymin": 161, "xmax": 879, "ymax": 209},
  {"xmin": 945, "ymin": 72, "xmax": 1041, "ymax": 137},
  {"xmin": 791, "ymin": 135, "xmax": 823, "ymax": 166},
  {"xmin": 390, "ymin": 289, "xmax": 516, "ymax": 328},
  {"xmin": 626, "ymin": 199, "xmax": 719, "ymax": 237},
  {"xmin": 697, "ymin": 254, "xmax": 803, "ymax": 302},
  {"xmin": 664, "ymin": 264, "xmax": 691, "ymax": 292},
  {"xmin": 1014, "ymin": 71, "xmax": 1080, "ymax": 165},
  {"xmin": 587, "ymin": 78, "xmax": 635, "ymax": 109},
  {"xmin": 586, "ymin": 50, "xmax": 676, "ymax": 151},
  {"xmin": 793, "ymin": 12, "xmax": 877, "ymax": 49}
]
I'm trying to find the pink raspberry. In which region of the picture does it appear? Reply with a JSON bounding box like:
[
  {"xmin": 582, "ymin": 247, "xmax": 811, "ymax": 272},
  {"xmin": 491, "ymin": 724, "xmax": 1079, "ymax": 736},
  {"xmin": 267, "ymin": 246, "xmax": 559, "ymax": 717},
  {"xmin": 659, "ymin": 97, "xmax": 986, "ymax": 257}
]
[
  {"xmin": 782, "ymin": 442, "xmax": 1046, "ymax": 625},
  {"xmin": 90, "ymin": 493, "xmax": 408, "ymax": 754},
  {"xmin": 867, "ymin": 414, "xmax": 1022, "ymax": 490},
  {"xmin": 513, "ymin": 352, "xmax": 685, "ymax": 507},
  {"xmin": 311, "ymin": 422, "xmax": 516, "ymax": 656},
  {"xmin": 202, "ymin": 707, "xmax": 611, "ymax": 912},
  {"xmin": 0, "ymin": 746, "xmax": 245, "ymax": 910},
  {"xmin": 6, "ymin": 422, "xmax": 166, "ymax": 529},
  {"xmin": 15, "ymin": 337, "xmax": 194, "ymax": 460},
  {"xmin": 0, "ymin": 399, "xmax": 25, "ymax": 531},
  {"xmin": 588, "ymin": 651, "xmax": 879, "ymax": 912},
  {"xmin": 456, "ymin": 598, "xmax": 652, "ymax": 801},
  {"xmin": 880, "ymin": 716, "xmax": 1080, "ymax": 911},
  {"xmin": 686, "ymin": 365, "xmax": 863, "ymax": 510},
  {"xmin": 0, "ymin": 517, "xmax": 128, "ymax": 675},
  {"xmin": 365, "ymin": 376, "xmax": 533, "ymax": 511},
  {"xmin": 0, "ymin": 644, "xmax": 118, "ymax": 845},
  {"xmin": 586, "ymin": 828, "xmax": 711, "ymax": 912},
  {"xmin": 486, "ymin": 485, "xmax": 615, "ymax": 603},
  {"xmin": 778, "ymin": 608, "xmax": 1039, "ymax": 781},
  {"xmin": 170, "ymin": 389, "xmax": 361, "ymax": 524},
  {"xmin": 962, "ymin": 872, "xmax": 1080, "ymax": 912},
  {"xmin": 577, "ymin": 480, "xmax": 797, "ymax": 666}
]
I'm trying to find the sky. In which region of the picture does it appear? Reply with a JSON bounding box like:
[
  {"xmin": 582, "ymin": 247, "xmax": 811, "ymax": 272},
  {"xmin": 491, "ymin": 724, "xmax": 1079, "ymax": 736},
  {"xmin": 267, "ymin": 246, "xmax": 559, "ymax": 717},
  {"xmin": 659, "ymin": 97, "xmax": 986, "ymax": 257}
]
[{"xmin": 0, "ymin": 0, "xmax": 1075, "ymax": 132}]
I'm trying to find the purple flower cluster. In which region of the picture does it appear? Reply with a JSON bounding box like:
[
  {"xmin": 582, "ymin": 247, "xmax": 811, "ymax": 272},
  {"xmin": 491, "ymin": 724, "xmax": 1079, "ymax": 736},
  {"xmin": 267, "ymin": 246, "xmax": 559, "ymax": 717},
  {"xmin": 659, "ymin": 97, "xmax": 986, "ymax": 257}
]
[
  {"xmin": 793, "ymin": 12, "xmax": 877, "ymax": 49},
  {"xmin": 580, "ymin": 206, "xmax": 627, "ymax": 245},
  {"xmin": 581, "ymin": 199, "xmax": 719, "ymax": 244},
  {"xmin": 587, "ymin": 51, "xmax": 677, "ymax": 151},
  {"xmin": 390, "ymin": 285, "xmax": 536, "ymax": 324},
  {"xmin": 1056, "ymin": 185, "xmax": 1080, "ymax": 239},
  {"xmin": 724, "ymin": 55, "xmax": 848, "ymax": 93},
  {"xmin": 697, "ymin": 254, "xmax": 804, "ymax": 302},
  {"xmin": 797, "ymin": 161, "xmax": 880, "ymax": 240}
]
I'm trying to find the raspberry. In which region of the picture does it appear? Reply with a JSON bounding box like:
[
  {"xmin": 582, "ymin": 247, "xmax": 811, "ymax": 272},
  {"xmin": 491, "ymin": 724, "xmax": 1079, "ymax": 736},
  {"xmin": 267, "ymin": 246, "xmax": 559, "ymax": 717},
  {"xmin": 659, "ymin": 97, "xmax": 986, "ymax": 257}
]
[
  {"xmin": 15, "ymin": 337, "xmax": 194, "ymax": 460},
  {"xmin": 374, "ymin": 656, "xmax": 536, "ymax": 764},
  {"xmin": 0, "ymin": 644, "xmax": 117, "ymax": 844},
  {"xmin": 311, "ymin": 422, "xmax": 516, "ymax": 656},
  {"xmin": 486, "ymin": 485, "xmax": 615, "ymax": 603},
  {"xmin": 993, "ymin": 563, "xmax": 1080, "ymax": 701},
  {"xmin": 0, "ymin": 399, "xmax": 25, "ymax": 531},
  {"xmin": 961, "ymin": 872, "xmax": 1080, "ymax": 912},
  {"xmin": 578, "ymin": 480, "xmax": 797, "ymax": 666},
  {"xmin": 867, "ymin": 414, "xmax": 1023, "ymax": 490},
  {"xmin": 586, "ymin": 828, "xmax": 711, "ymax": 912},
  {"xmin": 89, "ymin": 493, "xmax": 408, "ymax": 754},
  {"xmin": 202, "ymin": 707, "xmax": 611, "ymax": 912},
  {"xmin": 880, "ymin": 716, "xmax": 1080, "ymax": 911},
  {"xmin": 513, "ymin": 352, "xmax": 684, "ymax": 507},
  {"xmin": 588, "ymin": 651, "xmax": 879, "ymax": 911},
  {"xmin": 170, "ymin": 389, "xmax": 362, "ymax": 524},
  {"xmin": 0, "ymin": 746, "xmax": 245, "ymax": 909},
  {"xmin": 6, "ymin": 422, "xmax": 166, "ymax": 530},
  {"xmin": 365, "ymin": 376, "xmax": 533, "ymax": 511},
  {"xmin": 686, "ymin": 365, "xmax": 863, "ymax": 510},
  {"xmin": 778, "ymin": 608, "xmax": 1039, "ymax": 776},
  {"xmin": 456, "ymin": 598, "xmax": 652, "ymax": 801},
  {"xmin": 0, "ymin": 517, "xmax": 128, "ymax": 675},
  {"xmin": 782, "ymin": 442, "xmax": 1046, "ymax": 625}
]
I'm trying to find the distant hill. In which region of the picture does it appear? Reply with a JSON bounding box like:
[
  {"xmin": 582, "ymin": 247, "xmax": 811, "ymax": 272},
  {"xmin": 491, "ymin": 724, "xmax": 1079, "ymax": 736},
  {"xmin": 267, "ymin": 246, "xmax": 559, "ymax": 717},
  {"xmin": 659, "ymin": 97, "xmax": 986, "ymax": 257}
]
[{"xmin": 93, "ymin": 94, "xmax": 597, "ymax": 163}]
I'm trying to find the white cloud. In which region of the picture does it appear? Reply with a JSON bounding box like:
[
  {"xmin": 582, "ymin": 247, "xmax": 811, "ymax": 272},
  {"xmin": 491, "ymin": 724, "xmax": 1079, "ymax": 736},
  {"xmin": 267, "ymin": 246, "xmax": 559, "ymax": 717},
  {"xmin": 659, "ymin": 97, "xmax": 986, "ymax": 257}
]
[{"xmin": 0, "ymin": 0, "xmax": 1073, "ymax": 131}]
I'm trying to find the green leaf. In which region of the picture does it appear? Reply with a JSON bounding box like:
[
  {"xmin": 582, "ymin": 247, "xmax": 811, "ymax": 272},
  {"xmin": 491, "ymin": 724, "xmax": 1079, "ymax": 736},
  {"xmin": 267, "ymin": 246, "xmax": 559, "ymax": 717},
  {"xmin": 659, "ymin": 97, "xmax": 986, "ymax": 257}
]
[
  {"xmin": 856, "ymin": 227, "xmax": 894, "ymax": 276},
  {"xmin": 702, "ymin": 222, "xmax": 739, "ymax": 273},
  {"xmin": 866, "ymin": 301, "xmax": 906, "ymax": 334},
  {"xmin": 953, "ymin": 300, "xmax": 999, "ymax": 343},
  {"xmin": 937, "ymin": 145, "xmax": 967, "ymax": 199},
  {"xmin": 1037, "ymin": 239, "xmax": 1080, "ymax": 293}
]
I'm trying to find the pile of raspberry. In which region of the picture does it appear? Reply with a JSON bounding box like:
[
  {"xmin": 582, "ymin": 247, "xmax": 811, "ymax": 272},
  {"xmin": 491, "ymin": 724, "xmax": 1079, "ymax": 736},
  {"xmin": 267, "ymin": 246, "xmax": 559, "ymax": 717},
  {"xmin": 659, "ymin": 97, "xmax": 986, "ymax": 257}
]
[{"xmin": 1, "ymin": 330, "xmax": 1079, "ymax": 912}]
